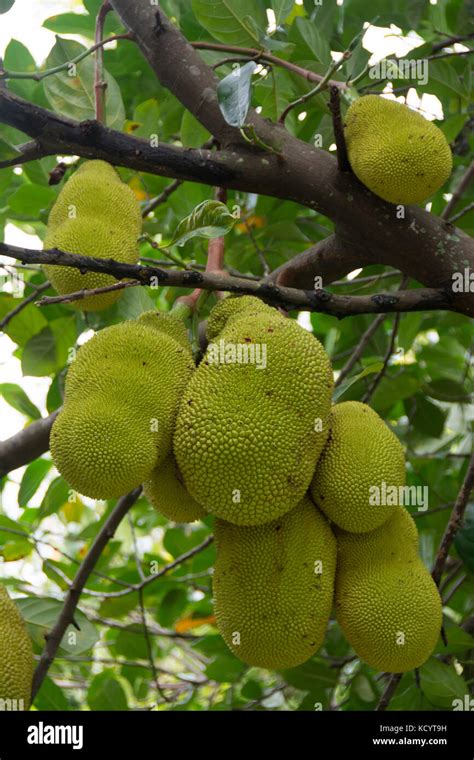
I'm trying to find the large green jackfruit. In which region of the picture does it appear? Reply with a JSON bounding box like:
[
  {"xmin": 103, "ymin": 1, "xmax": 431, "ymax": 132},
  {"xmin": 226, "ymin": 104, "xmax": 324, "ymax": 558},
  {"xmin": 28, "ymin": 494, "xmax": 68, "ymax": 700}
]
[
  {"xmin": 174, "ymin": 297, "xmax": 333, "ymax": 525},
  {"xmin": 0, "ymin": 585, "xmax": 34, "ymax": 710},
  {"xmin": 335, "ymin": 507, "xmax": 442, "ymax": 672},
  {"xmin": 50, "ymin": 314, "xmax": 194, "ymax": 499},
  {"xmin": 311, "ymin": 401, "xmax": 405, "ymax": 533},
  {"xmin": 144, "ymin": 455, "xmax": 206, "ymax": 523},
  {"xmin": 206, "ymin": 295, "xmax": 276, "ymax": 341},
  {"xmin": 344, "ymin": 95, "xmax": 452, "ymax": 204},
  {"xmin": 43, "ymin": 161, "xmax": 142, "ymax": 311},
  {"xmin": 213, "ymin": 496, "xmax": 337, "ymax": 669}
]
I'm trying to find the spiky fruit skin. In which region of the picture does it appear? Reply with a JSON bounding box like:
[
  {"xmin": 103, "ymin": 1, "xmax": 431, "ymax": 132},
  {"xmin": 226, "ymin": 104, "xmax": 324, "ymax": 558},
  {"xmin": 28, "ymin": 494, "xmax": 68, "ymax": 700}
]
[
  {"xmin": 213, "ymin": 496, "xmax": 336, "ymax": 669},
  {"xmin": 50, "ymin": 316, "xmax": 194, "ymax": 499},
  {"xmin": 144, "ymin": 455, "xmax": 206, "ymax": 523},
  {"xmin": 344, "ymin": 95, "xmax": 452, "ymax": 204},
  {"xmin": 206, "ymin": 295, "xmax": 276, "ymax": 341},
  {"xmin": 311, "ymin": 401, "xmax": 405, "ymax": 533},
  {"xmin": 0, "ymin": 586, "xmax": 34, "ymax": 710},
  {"xmin": 174, "ymin": 301, "xmax": 333, "ymax": 525},
  {"xmin": 43, "ymin": 161, "xmax": 142, "ymax": 311},
  {"xmin": 335, "ymin": 507, "xmax": 442, "ymax": 673}
]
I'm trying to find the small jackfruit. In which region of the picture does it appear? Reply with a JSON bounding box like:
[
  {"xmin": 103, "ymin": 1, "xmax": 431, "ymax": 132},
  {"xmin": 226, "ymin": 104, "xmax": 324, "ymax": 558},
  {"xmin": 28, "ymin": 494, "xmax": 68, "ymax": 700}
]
[
  {"xmin": 43, "ymin": 161, "xmax": 142, "ymax": 311},
  {"xmin": 144, "ymin": 455, "xmax": 206, "ymax": 523},
  {"xmin": 0, "ymin": 585, "xmax": 34, "ymax": 710},
  {"xmin": 50, "ymin": 314, "xmax": 194, "ymax": 499},
  {"xmin": 311, "ymin": 401, "xmax": 405, "ymax": 533},
  {"xmin": 344, "ymin": 95, "xmax": 452, "ymax": 204},
  {"xmin": 335, "ymin": 507, "xmax": 442, "ymax": 672},
  {"xmin": 174, "ymin": 298, "xmax": 333, "ymax": 525},
  {"xmin": 213, "ymin": 496, "xmax": 336, "ymax": 669},
  {"xmin": 206, "ymin": 295, "xmax": 277, "ymax": 341}
]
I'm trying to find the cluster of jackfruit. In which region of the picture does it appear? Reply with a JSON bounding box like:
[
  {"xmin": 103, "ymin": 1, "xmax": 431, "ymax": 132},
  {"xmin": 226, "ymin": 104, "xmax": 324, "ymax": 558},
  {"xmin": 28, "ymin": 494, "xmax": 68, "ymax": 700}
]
[
  {"xmin": 43, "ymin": 160, "xmax": 142, "ymax": 311},
  {"xmin": 50, "ymin": 295, "xmax": 442, "ymax": 676},
  {"xmin": 344, "ymin": 95, "xmax": 452, "ymax": 204}
]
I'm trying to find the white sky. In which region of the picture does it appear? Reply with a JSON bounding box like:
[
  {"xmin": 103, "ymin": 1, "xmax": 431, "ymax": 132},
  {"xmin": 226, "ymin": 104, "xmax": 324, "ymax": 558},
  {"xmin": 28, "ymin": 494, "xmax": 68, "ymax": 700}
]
[{"xmin": 0, "ymin": 2, "xmax": 447, "ymax": 510}]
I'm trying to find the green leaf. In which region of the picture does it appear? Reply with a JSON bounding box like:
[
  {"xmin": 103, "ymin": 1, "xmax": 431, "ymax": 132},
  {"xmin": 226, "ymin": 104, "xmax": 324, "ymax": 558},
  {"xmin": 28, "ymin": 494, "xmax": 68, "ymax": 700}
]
[
  {"xmin": 270, "ymin": 0, "xmax": 294, "ymax": 25},
  {"xmin": 3, "ymin": 39, "xmax": 37, "ymax": 99},
  {"xmin": 21, "ymin": 327, "xmax": 57, "ymax": 377},
  {"xmin": 441, "ymin": 114, "xmax": 469, "ymax": 144},
  {"xmin": 419, "ymin": 658, "xmax": 468, "ymax": 709},
  {"xmin": 281, "ymin": 659, "xmax": 338, "ymax": 692},
  {"xmin": 205, "ymin": 654, "xmax": 246, "ymax": 683},
  {"xmin": 116, "ymin": 285, "xmax": 157, "ymax": 320},
  {"xmin": 18, "ymin": 459, "xmax": 52, "ymax": 507},
  {"xmin": 87, "ymin": 670, "xmax": 128, "ymax": 710},
  {"xmin": 43, "ymin": 13, "xmax": 95, "ymax": 37},
  {"xmin": 40, "ymin": 477, "xmax": 71, "ymax": 517},
  {"xmin": 130, "ymin": 98, "xmax": 160, "ymax": 140},
  {"xmin": 0, "ymin": 0, "xmax": 15, "ymax": 13},
  {"xmin": 424, "ymin": 378, "xmax": 471, "ymax": 403},
  {"xmin": 113, "ymin": 626, "xmax": 150, "ymax": 660},
  {"xmin": 43, "ymin": 38, "xmax": 125, "ymax": 130},
  {"xmin": 8, "ymin": 184, "xmax": 56, "ymax": 218},
  {"xmin": 371, "ymin": 374, "xmax": 420, "ymax": 414},
  {"xmin": 158, "ymin": 588, "xmax": 188, "ymax": 628},
  {"xmin": 17, "ymin": 596, "xmax": 99, "ymax": 654},
  {"xmin": 192, "ymin": 0, "xmax": 266, "ymax": 47},
  {"xmin": 180, "ymin": 110, "xmax": 211, "ymax": 148},
  {"xmin": 0, "ymin": 137, "xmax": 20, "ymax": 161},
  {"xmin": 0, "ymin": 294, "xmax": 47, "ymax": 346},
  {"xmin": 217, "ymin": 61, "xmax": 256, "ymax": 128},
  {"xmin": 333, "ymin": 363, "xmax": 383, "ymax": 401},
  {"xmin": 454, "ymin": 503, "xmax": 474, "ymax": 573},
  {"xmin": 0, "ymin": 383, "xmax": 41, "ymax": 419},
  {"xmin": 292, "ymin": 17, "xmax": 331, "ymax": 64},
  {"xmin": 411, "ymin": 396, "xmax": 446, "ymax": 438},
  {"xmin": 171, "ymin": 200, "xmax": 236, "ymax": 247},
  {"xmin": 33, "ymin": 677, "xmax": 70, "ymax": 711}
]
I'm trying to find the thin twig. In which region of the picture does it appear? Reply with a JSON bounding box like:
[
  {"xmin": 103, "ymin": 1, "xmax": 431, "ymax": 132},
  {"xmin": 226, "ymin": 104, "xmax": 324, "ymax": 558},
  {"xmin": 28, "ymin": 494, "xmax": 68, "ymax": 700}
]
[
  {"xmin": 142, "ymin": 179, "xmax": 183, "ymax": 217},
  {"xmin": 94, "ymin": 2, "xmax": 111, "ymax": 124},
  {"xmin": 335, "ymin": 313, "xmax": 386, "ymax": 387},
  {"xmin": 191, "ymin": 41, "xmax": 347, "ymax": 90},
  {"xmin": 279, "ymin": 52, "xmax": 351, "ymax": 124},
  {"xmin": 432, "ymin": 451, "xmax": 474, "ymax": 586},
  {"xmin": 36, "ymin": 279, "xmax": 140, "ymax": 306},
  {"xmin": 31, "ymin": 487, "xmax": 142, "ymax": 701},
  {"xmin": 328, "ymin": 86, "xmax": 350, "ymax": 172},
  {"xmin": 0, "ymin": 34, "xmax": 132, "ymax": 82},
  {"xmin": 376, "ymin": 673, "xmax": 403, "ymax": 711},
  {"xmin": 449, "ymin": 199, "xmax": 474, "ymax": 224},
  {"xmin": 441, "ymin": 161, "xmax": 474, "ymax": 220},
  {"xmin": 0, "ymin": 281, "xmax": 49, "ymax": 330}
]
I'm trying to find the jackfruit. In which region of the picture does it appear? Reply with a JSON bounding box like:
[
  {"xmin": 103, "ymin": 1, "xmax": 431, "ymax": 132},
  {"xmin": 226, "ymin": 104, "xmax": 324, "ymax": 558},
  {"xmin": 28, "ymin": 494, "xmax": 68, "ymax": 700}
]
[
  {"xmin": 174, "ymin": 299, "xmax": 333, "ymax": 525},
  {"xmin": 311, "ymin": 401, "xmax": 405, "ymax": 533},
  {"xmin": 50, "ymin": 315, "xmax": 194, "ymax": 499},
  {"xmin": 335, "ymin": 507, "xmax": 442, "ymax": 672},
  {"xmin": 144, "ymin": 455, "xmax": 206, "ymax": 523},
  {"xmin": 0, "ymin": 585, "xmax": 34, "ymax": 710},
  {"xmin": 206, "ymin": 295, "xmax": 277, "ymax": 341},
  {"xmin": 344, "ymin": 95, "xmax": 452, "ymax": 205},
  {"xmin": 43, "ymin": 160, "xmax": 142, "ymax": 311},
  {"xmin": 213, "ymin": 496, "xmax": 336, "ymax": 669}
]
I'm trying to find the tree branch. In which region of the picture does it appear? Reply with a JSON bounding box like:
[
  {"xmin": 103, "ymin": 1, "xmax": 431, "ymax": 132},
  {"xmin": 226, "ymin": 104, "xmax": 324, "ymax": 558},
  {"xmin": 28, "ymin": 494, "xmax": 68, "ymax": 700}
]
[
  {"xmin": 441, "ymin": 161, "xmax": 474, "ymax": 220},
  {"xmin": 0, "ymin": 411, "xmax": 59, "ymax": 478},
  {"xmin": 31, "ymin": 487, "xmax": 142, "ymax": 702},
  {"xmin": 0, "ymin": 241, "xmax": 455, "ymax": 317}
]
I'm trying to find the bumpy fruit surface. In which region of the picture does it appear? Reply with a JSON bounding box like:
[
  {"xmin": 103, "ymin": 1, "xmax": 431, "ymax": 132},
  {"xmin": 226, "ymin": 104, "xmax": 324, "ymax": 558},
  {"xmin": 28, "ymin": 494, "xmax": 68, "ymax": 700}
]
[
  {"xmin": 311, "ymin": 401, "xmax": 405, "ymax": 533},
  {"xmin": 213, "ymin": 496, "xmax": 336, "ymax": 669},
  {"xmin": 0, "ymin": 585, "xmax": 34, "ymax": 710},
  {"xmin": 344, "ymin": 95, "xmax": 452, "ymax": 204},
  {"xmin": 174, "ymin": 297, "xmax": 333, "ymax": 525},
  {"xmin": 50, "ymin": 314, "xmax": 194, "ymax": 499},
  {"xmin": 335, "ymin": 507, "xmax": 442, "ymax": 672},
  {"xmin": 144, "ymin": 455, "xmax": 206, "ymax": 523},
  {"xmin": 43, "ymin": 161, "xmax": 142, "ymax": 311}
]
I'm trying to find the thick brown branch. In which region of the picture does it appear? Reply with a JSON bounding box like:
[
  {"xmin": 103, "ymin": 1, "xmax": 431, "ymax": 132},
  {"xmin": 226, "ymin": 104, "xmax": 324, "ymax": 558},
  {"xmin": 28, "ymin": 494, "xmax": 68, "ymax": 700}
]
[
  {"xmin": 31, "ymin": 487, "xmax": 142, "ymax": 702},
  {"xmin": 0, "ymin": 242, "xmax": 455, "ymax": 317},
  {"xmin": 0, "ymin": 411, "xmax": 59, "ymax": 478}
]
